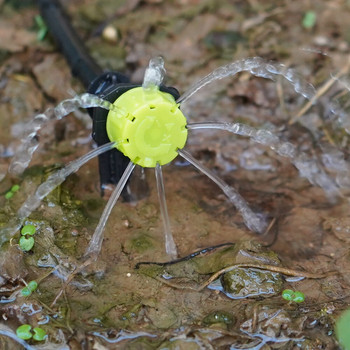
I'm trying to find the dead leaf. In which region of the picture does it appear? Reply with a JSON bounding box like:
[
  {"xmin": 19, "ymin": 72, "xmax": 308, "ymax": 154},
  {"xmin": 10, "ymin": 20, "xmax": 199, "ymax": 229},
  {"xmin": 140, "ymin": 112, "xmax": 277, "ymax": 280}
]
[
  {"xmin": 32, "ymin": 54, "xmax": 73, "ymax": 101},
  {"xmin": 0, "ymin": 21, "xmax": 36, "ymax": 52}
]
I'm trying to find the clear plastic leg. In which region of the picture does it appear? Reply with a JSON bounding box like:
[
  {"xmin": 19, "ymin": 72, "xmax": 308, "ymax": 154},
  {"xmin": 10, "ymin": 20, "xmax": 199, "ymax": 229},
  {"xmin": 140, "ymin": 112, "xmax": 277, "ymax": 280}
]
[
  {"xmin": 155, "ymin": 163, "xmax": 177, "ymax": 259},
  {"xmin": 178, "ymin": 149, "xmax": 267, "ymax": 234},
  {"xmin": 0, "ymin": 142, "xmax": 117, "ymax": 246},
  {"xmin": 84, "ymin": 161, "xmax": 135, "ymax": 260}
]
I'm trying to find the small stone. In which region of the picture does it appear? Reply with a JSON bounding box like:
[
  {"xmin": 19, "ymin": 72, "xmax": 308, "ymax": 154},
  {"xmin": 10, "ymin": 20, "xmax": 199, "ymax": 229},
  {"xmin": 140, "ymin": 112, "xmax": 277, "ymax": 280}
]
[
  {"xmin": 102, "ymin": 26, "xmax": 118, "ymax": 44},
  {"xmin": 71, "ymin": 229, "xmax": 79, "ymax": 236},
  {"xmin": 202, "ymin": 311, "xmax": 234, "ymax": 326},
  {"xmin": 221, "ymin": 267, "xmax": 283, "ymax": 298},
  {"xmin": 123, "ymin": 219, "xmax": 130, "ymax": 228}
]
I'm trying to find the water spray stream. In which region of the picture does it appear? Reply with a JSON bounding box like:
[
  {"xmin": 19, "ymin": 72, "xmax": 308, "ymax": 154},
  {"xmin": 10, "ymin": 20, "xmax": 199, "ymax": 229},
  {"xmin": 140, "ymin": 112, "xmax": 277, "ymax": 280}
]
[
  {"xmin": 155, "ymin": 163, "xmax": 177, "ymax": 259},
  {"xmin": 187, "ymin": 122, "xmax": 340, "ymax": 200},
  {"xmin": 84, "ymin": 161, "xmax": 135, "ymax": 260},
  {"xmin": 9, "ymin": 94, "xmax": 118, "ymax": 176},
  {"xmin": 177, "ymin": 57, "xmax": 316, "ymax": 104},
  {"xmin": 178, "ymin": 149, "xmax": 267, "ymax": 233},
  {"xmin": 0, "ymin": 142, "xmax": 117, "ymax": 246}
]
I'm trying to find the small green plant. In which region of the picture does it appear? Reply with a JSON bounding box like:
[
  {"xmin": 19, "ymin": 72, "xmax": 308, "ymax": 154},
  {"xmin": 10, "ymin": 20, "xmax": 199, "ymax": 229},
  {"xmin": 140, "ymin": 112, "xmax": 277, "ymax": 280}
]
[
  {"xmin": 282, "ymin": 289, "xmax": 305, "ymax": 303},
  {"xmin": 336, "ymin": 309, "xmax": 350, "ymax": 350},
  {"xmin": 16, "ymin": 324, "xmax": 32, "ymax": 340},
  {"xmin": 20, "ymin": 286, "xmax": 32, "ymax": 297},
  {"xmin": 21, "ymin": 280, "xmax": 38, "ymax": 297},
  {"xmin": 19, "ymin": 224, "xmax": 37, "ymax": 251},
  {"xmin": 32, "ymin": 327, "xmax": 47, "ymax": 341},
  {"xmin": 302, "ymin": 11, "xmax": 317, "ymax": 29},
  {"xmin": 34, "ymin": 15, "xmax": 48, "ymax": 41},
  {"xmin": 5, "ymin": 184, "xmax": 20, "ymax": 199},
  {"xmin": 5, "ymin": 191, "xmax": 13, "ymax": 199},
  {"xmin": 11, "ymin": 184, "xmax": 20, "ymax": 192},
  {"xmin": 19, "ymin": 236, "xmax": 35, "ymax": 251},
  {"xmin": 21, "ymin": 225, "xmax": 36, "ymax": 236},
  {"xmin": 16, "ymin": 324, "xmax": 47, "ymax": 341}
]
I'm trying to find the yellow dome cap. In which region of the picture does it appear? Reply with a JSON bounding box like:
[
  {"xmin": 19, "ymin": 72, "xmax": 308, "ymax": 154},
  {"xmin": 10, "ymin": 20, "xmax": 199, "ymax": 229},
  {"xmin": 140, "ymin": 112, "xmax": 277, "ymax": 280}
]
[{"xmin": 106, "ymin": 87, "xmax": 187, "ymax": 168}]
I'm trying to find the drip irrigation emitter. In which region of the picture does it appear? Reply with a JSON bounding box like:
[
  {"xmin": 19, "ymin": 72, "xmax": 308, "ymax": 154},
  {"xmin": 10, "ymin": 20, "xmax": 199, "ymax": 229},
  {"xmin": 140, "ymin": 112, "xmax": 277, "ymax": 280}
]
[
  {"xmin": 35, "ymin": 0, "xmax": 193, "ymax": 259},
  {"xmin": 38, "ymin": 0, "xmax": 181, "ymax": 194},
  {"xmin": 106, "ymin": 87, "xmax": 188, "ymax": 168},
  {"xmin": 3, "ymin": 2, "xmax": 339, "ymax": 261}
]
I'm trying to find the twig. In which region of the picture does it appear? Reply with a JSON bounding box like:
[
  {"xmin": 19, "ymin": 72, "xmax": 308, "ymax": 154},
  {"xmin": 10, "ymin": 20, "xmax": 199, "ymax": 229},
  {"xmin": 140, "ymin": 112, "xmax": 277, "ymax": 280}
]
[
  {"xmin": 289, "ymin": 60, "xmax": 350, "ymax": 125},
  {"xmin": 262, "ymin": 217, "xmax": 276, "ymax": 237},
  {"xmin": 155, "ymin": 263, "xmax": 337, "ymax": 291},
  {"xmin": 50, "ymin": 258, "xmax": 93, "ymax": 308},
  {"xmin": 135, "ymin": 242, "xmax": 234, "ymax": 269}
]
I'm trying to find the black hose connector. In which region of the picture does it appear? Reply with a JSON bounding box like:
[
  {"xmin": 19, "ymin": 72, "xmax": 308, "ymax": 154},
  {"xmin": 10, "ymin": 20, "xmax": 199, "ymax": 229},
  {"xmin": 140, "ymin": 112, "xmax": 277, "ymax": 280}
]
[
  {"xmin": 37, "ymin": 0, "xmax": 130, "ymax": 192},
  {"xmin": 38, "ymin": 0, "xmax": 102, "ymax": 88}
]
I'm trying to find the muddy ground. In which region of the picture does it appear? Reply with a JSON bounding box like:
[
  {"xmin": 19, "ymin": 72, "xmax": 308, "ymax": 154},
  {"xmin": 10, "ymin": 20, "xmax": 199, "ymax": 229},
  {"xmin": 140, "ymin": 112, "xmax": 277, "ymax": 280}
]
[{"xmin": 1, "ymin": 0, "xmax": 350, "ymax": 349}]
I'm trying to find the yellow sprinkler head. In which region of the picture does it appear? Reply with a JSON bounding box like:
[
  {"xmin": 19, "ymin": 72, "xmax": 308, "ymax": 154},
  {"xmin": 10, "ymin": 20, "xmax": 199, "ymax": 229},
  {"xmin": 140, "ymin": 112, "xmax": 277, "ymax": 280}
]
[{"xmin": 106, "ymin": 87, "xmax": 188, "ymax": 168}]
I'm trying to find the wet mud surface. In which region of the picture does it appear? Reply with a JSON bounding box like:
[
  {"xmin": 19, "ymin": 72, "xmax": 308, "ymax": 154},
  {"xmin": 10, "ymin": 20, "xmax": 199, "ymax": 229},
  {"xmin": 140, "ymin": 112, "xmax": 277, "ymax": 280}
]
[{"xmin": 1, "ymin": 0, "xmax": 350, "ymax": 348}]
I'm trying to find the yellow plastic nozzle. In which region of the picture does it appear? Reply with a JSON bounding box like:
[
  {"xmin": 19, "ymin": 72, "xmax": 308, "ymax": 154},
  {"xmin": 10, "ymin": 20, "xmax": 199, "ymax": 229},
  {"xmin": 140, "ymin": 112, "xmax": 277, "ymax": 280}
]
[{"xmin": 106, "ymin": 87, "xmax": 188, "ymax": 168}]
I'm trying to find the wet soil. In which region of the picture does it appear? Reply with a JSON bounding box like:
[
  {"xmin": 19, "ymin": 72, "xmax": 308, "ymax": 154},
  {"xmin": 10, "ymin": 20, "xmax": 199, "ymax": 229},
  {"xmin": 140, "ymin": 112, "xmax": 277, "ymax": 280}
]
[{"xmin": 1, "ymin": 0, "xmax": 350, "ymax": 349}]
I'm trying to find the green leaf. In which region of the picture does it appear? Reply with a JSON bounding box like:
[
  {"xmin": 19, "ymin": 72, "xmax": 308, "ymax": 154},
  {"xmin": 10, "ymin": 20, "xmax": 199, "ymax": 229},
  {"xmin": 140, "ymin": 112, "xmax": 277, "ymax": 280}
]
[
  {"xmin": 37, "ymin": 28, "xmax": 48, "ymax": 41},
  {"xmin": 336, "ymin": 309, "xmax": 350, "ymax": 350},
  {"xmin": 11, "ymin": 184, "xmax": 20, "ymax": 192},
  {"xmin": 292, "ymin": 291, "xmax": 305, "ymax": 303},
  {"xmin": 302, "ymin": 11, "xmax": 317, "ymax": 29},
  {"xmin": 34, "ymin": 15, "xmax": 45, "ymax": 27},
  {"xmin": 33, "ymin": 327, "xmax": 47, "ymax": 341},
  {"xmin": 282, "ymin": 289, "xmax": 305, "ymax": 303},
  {"xmin": 20, "ymin": 287, "xmax": 32, "ymax": 297},
  {"xmin": 281, "ymin": 289, "xmax": 294, "ymax": 301},
  {"xmin": 21, "ymin": 225, "xmax": 36, "ymax": 236},
  {"xmin": 16, "ymin": 324, "xmax": 32, "ymax": 340},
  {"xmin": 28, "ymin": 280, "xmax": 38, "ymax": 292},
  {"xmin": 19, "ymin": 236, "xmax": 35, "ymax": 251},
  {"xmin": 5, "ymin": 192, "xmax": 13, "ymax": 199},
  {"xmin": 34, "ymin": 15, "xmax": 48, "ymax": 41}
]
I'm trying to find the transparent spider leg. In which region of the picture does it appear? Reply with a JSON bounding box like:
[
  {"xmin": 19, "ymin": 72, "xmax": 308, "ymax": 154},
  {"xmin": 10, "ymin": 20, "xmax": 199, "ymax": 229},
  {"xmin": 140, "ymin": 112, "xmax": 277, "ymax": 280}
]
[
  {"xmin": 177, "ymin": 57, "xmax": 315, "ymax": 104},
  {"xmin": 155, "ymin": 163, "xmax": 177, "ymax": 259},
  {"xmin": 178, "ymin": 149, "xmax": 267, "ymax": 234},
  {"xmin": 9, "ymin": 93, "xmax": 118, "ymax": 176},
  {"xmin": 297, "ymin": 72, "xmax": 350, "ymax": 131},
  {"xmin": 187, "ymin": 122, "xmax": 339, "ymax": 200},
  {"xmin": 0, "ymin": 142, "xmax": 117, "ymax": 246},
  {"xmin": 142, "ymin": 57, "xmax": 166, "ymax": 89},
  {"xmin": 84, "ymin": 161, "xmax": 135, "ymax": 260}
]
